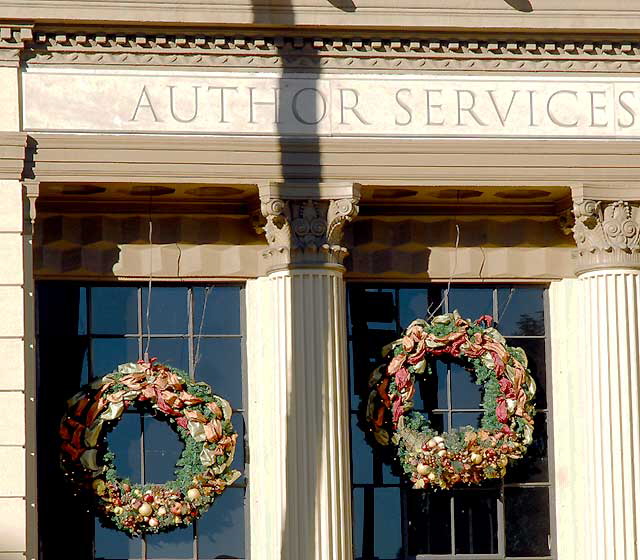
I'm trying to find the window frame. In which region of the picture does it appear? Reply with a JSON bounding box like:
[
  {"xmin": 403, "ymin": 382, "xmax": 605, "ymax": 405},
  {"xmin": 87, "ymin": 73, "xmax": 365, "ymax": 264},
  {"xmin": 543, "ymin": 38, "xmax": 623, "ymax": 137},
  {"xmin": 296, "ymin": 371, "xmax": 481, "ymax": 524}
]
[
  {"xmin": 35, "ymin": 281, "xmax": 250, "ymax": 560},
  {"xmin": 347, "ymin": 282, "xmax": 557, "ymax": 560}
]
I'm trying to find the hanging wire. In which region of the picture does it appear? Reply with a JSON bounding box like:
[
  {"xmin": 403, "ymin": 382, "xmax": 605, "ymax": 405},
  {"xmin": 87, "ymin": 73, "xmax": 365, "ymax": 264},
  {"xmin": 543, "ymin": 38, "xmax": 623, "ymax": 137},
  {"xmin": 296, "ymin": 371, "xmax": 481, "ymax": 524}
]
[
  {"xmin": 194, "ymin": 286, "xmax": 212, "ymax": 374},
  {"xmin": 497, "ymin": 286, "xmax": 516, "ymax": 325},
  {"xmin": 143, "ymin": 199, "xmax": 153, "ymax": 361},
  {"xmin": 425, "ymin": 223, "xmax": 461, "ymax": 321}
]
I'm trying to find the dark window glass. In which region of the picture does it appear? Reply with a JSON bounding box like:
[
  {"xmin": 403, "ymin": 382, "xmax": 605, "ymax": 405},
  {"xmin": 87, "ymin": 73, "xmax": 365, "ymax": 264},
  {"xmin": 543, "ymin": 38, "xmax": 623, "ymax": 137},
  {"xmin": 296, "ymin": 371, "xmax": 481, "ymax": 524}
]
[
  {"xmin": 141, "ymin": 287, "xmax": 189, "ymax": 335},
  {"xmin": 37, "ymin": 283, "xmax": 247, "ymax": 560},
  {"xmin": 497, "ymin": 287, "xmax": 545, "ymax": 336},
  {"xmin": 505, "ymin": 487, "xmax": 551, "ymax": 556},
  {"xmin": 348, "ymin": 284, "xmax": 554, "ymax": 560},
  {"xmin": 144, "ymin": 415, "xmax": 183, "ymax": 484},
  {"xmin": 146, "ymin": 527, "xmax": 194, "ymax": 559},
  {"xmin": 198, "ymin": 488, "xmax": 246, "ymax": 559},
  {"xmin": 193, "ymin": 286, "xmax": 242, "ymax": 336},
  {"xmin": 454, "ymin": 489, "xmax": 500, "ymax": 554},
  {"xmin": 91, "ymin": 287, "xmax": 138, "ymax": 335},
  {"xmin": 94, "ymin": 521, "xmax": 143, "ymax": 560},
  {"xmin": 407, "ymin": 491, "xmax": 452, "ymax": 555}
]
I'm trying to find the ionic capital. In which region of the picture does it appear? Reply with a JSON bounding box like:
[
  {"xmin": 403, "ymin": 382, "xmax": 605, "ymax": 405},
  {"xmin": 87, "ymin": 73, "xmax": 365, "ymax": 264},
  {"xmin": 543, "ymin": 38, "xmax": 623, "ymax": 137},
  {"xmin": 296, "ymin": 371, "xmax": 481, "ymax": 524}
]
[
  {"xmin": 572, "ymin": 199, "xmax": 640, "ymax": 273},
  {"xmin": 257, "ymin": 182, "xmax": 360, "ymax": 270}
]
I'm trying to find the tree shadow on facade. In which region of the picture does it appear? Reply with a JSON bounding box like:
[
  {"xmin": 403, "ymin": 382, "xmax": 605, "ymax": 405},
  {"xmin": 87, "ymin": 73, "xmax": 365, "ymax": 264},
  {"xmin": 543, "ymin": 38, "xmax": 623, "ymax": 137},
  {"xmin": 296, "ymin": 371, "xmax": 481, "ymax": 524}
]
[
  {"xmin": 253, "ymin": 2, "xmax": 326, "ymax": 559},
  {"xmin": 503, "ymin": 0, "xmax": 533, "ymax": 12}
]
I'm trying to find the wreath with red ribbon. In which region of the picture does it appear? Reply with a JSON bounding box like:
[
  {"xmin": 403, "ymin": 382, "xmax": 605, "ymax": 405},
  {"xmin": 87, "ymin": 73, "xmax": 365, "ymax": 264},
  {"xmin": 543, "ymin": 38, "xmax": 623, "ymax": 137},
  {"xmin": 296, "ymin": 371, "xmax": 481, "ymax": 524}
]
[
  {"xmin": 59, "ymin": 359, "xmax": 240, "ymax": 535},
  {"xmin": 366, "ymin": 311, "xmax": 536, "ymax": 489}
]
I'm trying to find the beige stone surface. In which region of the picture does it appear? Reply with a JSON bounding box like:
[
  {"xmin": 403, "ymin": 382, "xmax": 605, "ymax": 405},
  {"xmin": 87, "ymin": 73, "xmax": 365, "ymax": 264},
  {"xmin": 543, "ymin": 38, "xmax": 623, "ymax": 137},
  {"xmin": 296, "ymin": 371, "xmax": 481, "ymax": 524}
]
[
  {"xmin": 0, "ymin": 393, "xmax": 25, "ymax": 446},
  {"xmin": 0, "ymin": 287, "xmax": 24, "ymax": 337},
  {"xmin": 0, "ymin": 498, "xmax": 25, "ymax": 552},
  {"xmin": 0, "ymin": 234, "xmax": 23, "ymax": 285},
  {"xmin": 0, "ymin": 448, "xmax": 25, "ymax": 496},
  {"xmin": 3, "ymin": 0, "xmax": 640, "ymax": 31},
  {"xmin": 0, "ymin": 553, "xmax": 25, "ymax": 560},
  {"xmin": 549, "ymin": 279, "xmax": 585, "ymax": 560},
  {"xmin": 0, "ymin": 339, "xmax": 24, "ymax": 391},
  {"xmin": 0, "ymin": 68, "xmax": 19, "ymax": 132},
  {"xmin": 0, "ymin": 181, "xmax": 22, "ymax": 234},
  {"xmin": 23, "ymin": 69, "xmax": 640, "ymax": 139}
]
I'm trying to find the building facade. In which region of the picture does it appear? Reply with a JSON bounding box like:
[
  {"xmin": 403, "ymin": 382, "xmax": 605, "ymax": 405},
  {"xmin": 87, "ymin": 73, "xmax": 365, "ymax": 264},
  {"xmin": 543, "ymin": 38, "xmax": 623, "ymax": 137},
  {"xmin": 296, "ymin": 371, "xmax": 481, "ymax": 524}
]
[{"xmin": 1, "ymin": 2, "xmax": 640, "ymax": 559}]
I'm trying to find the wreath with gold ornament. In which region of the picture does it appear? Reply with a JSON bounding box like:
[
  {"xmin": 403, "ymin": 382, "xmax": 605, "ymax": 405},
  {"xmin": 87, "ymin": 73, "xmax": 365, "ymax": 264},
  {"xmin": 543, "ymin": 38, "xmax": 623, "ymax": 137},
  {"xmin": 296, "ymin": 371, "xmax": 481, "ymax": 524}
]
[
  {"xmin": 366, "ymin": 312, "xmax": 536, "ymax": 490},
  {"xmin": 59, "ymin": 359, "xmax": 241, "ymax": 536}
]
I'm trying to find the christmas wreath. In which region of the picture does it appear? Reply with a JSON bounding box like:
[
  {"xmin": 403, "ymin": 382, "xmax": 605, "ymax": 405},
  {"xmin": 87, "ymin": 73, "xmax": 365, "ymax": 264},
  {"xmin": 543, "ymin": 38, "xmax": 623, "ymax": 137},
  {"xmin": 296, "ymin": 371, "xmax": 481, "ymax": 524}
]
[
  {"xmin": 366, "ymin": 311, "xmax": 536, "ymax": 490},
  {"xmin": 59, "ymin": 359, "xmax": 241, "ymax": 535}
]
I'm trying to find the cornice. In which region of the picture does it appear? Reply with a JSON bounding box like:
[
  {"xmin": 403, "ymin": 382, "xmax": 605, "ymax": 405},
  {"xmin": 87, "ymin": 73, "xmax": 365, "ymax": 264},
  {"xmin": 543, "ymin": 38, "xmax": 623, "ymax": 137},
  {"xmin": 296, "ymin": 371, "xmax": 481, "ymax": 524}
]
[
  {"xmin": 24, "ymin": 30, "xmax": 640, "ymax": 73},
  {"xmin": 0, "ymin": 24, "xmax": 32, "ymax": 67}
]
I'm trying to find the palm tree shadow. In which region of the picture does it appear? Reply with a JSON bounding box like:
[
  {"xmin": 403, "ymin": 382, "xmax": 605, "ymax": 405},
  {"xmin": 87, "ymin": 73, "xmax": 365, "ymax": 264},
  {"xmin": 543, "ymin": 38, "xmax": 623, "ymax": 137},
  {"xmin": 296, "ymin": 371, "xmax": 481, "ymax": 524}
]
[
  {"xmin": 504, "ymin": 0, "xmax": 533, "ymax": 12},
  {"xmin": 327, "ymin": 0, "xmax": 357, "ymax": 12}
]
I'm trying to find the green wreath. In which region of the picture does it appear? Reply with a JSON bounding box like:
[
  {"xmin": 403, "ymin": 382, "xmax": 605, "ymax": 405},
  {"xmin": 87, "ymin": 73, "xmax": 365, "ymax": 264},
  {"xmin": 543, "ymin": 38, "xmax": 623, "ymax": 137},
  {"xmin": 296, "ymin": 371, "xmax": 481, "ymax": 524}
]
[
  {"xmin": 59, "ymin": 359, "xmax": 241, "ymax": 535},
  {"xmin": 366, "ymin": 311, "xmax": 536, "ymax": 490}
]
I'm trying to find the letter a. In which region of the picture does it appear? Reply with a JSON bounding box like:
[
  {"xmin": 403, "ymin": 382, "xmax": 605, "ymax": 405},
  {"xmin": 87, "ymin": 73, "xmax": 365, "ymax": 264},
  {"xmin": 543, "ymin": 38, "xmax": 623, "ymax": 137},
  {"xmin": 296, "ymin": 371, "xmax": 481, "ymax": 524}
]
[{"xmin": 130, "ymin": 86, "xmax": 160, "ymax": 122}]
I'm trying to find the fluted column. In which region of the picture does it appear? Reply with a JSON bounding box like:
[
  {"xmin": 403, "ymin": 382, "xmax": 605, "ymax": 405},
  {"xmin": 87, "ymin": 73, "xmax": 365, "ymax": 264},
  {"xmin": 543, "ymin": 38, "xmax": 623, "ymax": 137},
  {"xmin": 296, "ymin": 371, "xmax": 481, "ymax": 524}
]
[
  {"xmin": 571, "ymin": 196, "xmax": 640, "ymax": 560},
  {"xmin": 246, "ymin": 183, "xmax": 359, "ymax": 560}
]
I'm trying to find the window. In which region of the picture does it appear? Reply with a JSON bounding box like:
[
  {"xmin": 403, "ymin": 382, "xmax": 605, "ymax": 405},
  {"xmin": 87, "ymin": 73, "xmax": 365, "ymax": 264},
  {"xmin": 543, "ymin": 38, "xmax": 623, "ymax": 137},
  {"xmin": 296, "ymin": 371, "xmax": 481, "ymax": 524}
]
[
  {"xmin": 36, "ymin": 283, "xmax": 247, "ymax": 560},
  {"xmin": 348, "ymin": 285, "xmax": 553, "ymax": 559}
]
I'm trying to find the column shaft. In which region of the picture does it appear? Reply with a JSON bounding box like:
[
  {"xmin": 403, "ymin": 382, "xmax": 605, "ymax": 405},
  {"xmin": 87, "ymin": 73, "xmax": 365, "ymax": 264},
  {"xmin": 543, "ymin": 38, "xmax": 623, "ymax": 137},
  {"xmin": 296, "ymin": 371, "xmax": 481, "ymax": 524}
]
[
  {"xmin": 246, "ymin": 268, "xmax": 352, "ymax": 560},
  {"xmin": 579, "ymin": 270, "xmax": 640, "ymax": 559}
]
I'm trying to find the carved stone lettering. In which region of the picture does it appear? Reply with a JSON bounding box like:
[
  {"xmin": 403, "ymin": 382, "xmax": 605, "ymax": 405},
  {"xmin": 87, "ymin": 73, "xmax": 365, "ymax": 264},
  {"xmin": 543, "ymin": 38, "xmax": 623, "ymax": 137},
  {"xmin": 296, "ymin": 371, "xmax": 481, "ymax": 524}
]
[{"xmin": 22, "ymin": 70, "xmax": 640, "ymax": 138}]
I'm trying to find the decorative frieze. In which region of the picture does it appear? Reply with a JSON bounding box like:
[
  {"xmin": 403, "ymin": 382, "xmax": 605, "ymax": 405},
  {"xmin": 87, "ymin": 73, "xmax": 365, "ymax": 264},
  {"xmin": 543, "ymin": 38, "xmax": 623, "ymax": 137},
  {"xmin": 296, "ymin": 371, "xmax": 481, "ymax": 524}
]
[
  {"xmin": 23, "ymin": 30, "xmax": 640, "ymax": 73},
  {"xmin": 258, "ymin": 183, "xmax": 360, "ymax": 269},
  {"xmin": 573, "ymin": 199, "xmax": 640, "ymax": 272}
]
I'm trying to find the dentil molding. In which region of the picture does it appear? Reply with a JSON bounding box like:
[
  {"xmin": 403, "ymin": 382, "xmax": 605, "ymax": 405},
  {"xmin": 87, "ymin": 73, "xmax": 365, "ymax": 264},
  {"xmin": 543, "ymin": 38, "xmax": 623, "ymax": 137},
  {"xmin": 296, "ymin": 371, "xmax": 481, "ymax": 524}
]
[
  {"xmin": 257, "ymin": 183, "xmax": 360, "ymax": 270},
  {"xmin": 0, "ymin": 24, "xmax": 32, "ymax": 67},
  {"xmin": 573, "ymin": 199, "xmax": 640, "ymax": 273},
  {"xmin": 22, "ymin": 30, "xmax": 640, "ymax": 73}
]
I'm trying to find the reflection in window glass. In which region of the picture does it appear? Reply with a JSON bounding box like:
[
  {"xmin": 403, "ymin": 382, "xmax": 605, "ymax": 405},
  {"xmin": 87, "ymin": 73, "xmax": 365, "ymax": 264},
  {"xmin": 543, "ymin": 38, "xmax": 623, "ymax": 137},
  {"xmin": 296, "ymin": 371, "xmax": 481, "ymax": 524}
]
[
  {"xmin": 146, "ymin": 337, "xmax": 189, "ymax": 373},
  {"xmin": 144, "ymin": 416, "xmax": 183, "ymax": 484},
  {"xmin": 146, "ymin": 526, "xmax": 194, "ymax": 559},
  {"xmin": 108, "ymin": 413, "xmax": 142, "ymax": 484},
  {"xmin": 196, "ymin": 338, "xmax": 243, "ymax": 406},
  {"xmin": 448, "ymin": 287, "xmax": 493, "ymax": 322},
  {"xmin": 92, "ymin": 338, "xmax": 139, "ymax": 378},
  {"xmin": 374, "ymin": 488, "xmax": 402, "ymax": 559},
  {"xmin": 37, "ymin": 283, "xmax": 246, "ymax": 560},
  {"xmin": 94, "ymin": 520, "xmax": 143, "ymax": 560},
  {"xmin": 450, "ymin": 362, "xmax": 483, "ymax": 409},
  {"xmin": 193, "ymin": 286, "xmax": 242, "ymax": 336},
  {"xmin": 91, "ymin": 287, "xmax": 138, "ymax": 335},
  {"xmin": 198, "ymin": 488, "xmax": 246, "ymax": 559},
  {"xmin": 142, "ymin": 287, "xmax": 189, "ymax": 335},
  {"xmin": 497, "ymin": 287, "xmax": 545, "ymax": 336},
  {"xmin": 348, "ymin": 284, "xmax": 553, "ymax": 560}
]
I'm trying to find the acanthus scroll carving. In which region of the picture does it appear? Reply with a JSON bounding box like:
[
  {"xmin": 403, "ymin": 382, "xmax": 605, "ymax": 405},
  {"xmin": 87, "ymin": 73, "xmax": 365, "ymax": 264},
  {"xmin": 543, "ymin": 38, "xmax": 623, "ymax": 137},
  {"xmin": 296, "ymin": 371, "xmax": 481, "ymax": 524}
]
[
  {"xmin": 572, "ymin": 199, "xmax": 640, "ymax": 272},
  {"xmin": 259, "ymin": 196, "xmax": 359, "ymax": 269}
]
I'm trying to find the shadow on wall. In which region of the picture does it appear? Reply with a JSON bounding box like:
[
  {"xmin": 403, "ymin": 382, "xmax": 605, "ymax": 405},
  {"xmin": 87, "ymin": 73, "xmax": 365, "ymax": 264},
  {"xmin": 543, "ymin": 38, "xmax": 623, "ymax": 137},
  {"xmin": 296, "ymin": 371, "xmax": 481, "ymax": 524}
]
[
  {"xmin": 504, "ymin": 0, "xmax": 533, "ymax": 12},
  {"xmin": 327, "ymin": 0, "xmax": 357, "ymax": 12},
  {"xmin": 252, "ymin": 1, "xmax": 327, "ymax": 559}
]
